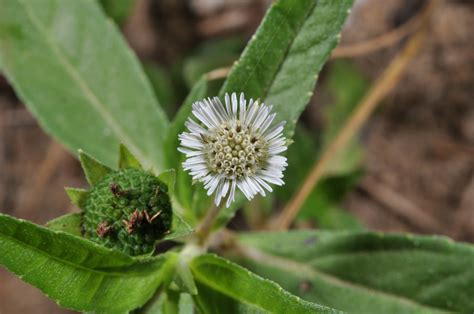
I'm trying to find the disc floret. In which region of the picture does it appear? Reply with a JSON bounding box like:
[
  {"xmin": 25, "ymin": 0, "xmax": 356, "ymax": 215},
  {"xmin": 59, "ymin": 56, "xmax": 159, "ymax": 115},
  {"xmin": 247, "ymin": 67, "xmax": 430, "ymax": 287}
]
[{"xmin": 204, "ymin": 120, "xmax": 266, "ymax": 179}]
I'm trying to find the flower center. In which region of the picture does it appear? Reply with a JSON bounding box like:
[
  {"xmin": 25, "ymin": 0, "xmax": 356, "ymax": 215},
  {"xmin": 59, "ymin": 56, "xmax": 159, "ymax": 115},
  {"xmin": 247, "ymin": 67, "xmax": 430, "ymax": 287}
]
[{"xmin": 204, "ymin": 121, "xmax": 267, "ymax": 179}]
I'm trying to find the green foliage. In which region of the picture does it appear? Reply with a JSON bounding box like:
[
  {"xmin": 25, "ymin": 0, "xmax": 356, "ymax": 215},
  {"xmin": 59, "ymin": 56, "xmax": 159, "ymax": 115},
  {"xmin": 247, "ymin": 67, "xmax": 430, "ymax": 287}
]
[
  {"xmin": 0, "ymin": 0, "xmax": 168, "ymax": 170},
  {"xmin": 64, "ymin": 187, "xmax": 89, "ymax": 208},
  {"xmin": 98, "ymin": 0, "xmax": 135, "ymax": 24},
  {"xmin": 144, "ymin": 63, "xmax": 179, "ymax": 119},
  {"xmin": 220, "ymin": 0, "xmax": 353, "ymax": 139},
  {"xmin": 0, "ymin": 213, "xmax": 177, "ymax": 313},
  {"xmin": 190, "ymin": 254, "xmax": 340, "ymax": 314},
  {"xmin": 79, "ymin": 150, "xmax": 113, "ymax": 185},
  {"xmin": 322, "ymin": 61, "xmax": 368, "ymax": 176},
  {"xmin": 143, "ymin": 291, "xmax": 194, "ymax": 314},
  {"xmin": 182, "ymin": 37, "xmax": 243, "ymax": 88},
  {"xmin": 46, "ymin": 212, "xmax": 83, "ymax": 236},
  {"xmin": 236, "ymin": 231, "xmax": 474, "ymax": 313},
  {"xmin": 119, "ymin": 143, "xmax": 143, "ymax": 170},
  {"xmin": 275, "ymin": 61, "xmax": 369, "ymax": 229}
]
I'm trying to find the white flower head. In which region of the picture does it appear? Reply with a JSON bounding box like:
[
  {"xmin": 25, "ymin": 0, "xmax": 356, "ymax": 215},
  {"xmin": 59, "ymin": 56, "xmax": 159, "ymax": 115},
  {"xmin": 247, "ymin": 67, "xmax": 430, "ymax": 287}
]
[{"xmin": 178, "ymin": 92, "xmax": 288, "ymax": 207}]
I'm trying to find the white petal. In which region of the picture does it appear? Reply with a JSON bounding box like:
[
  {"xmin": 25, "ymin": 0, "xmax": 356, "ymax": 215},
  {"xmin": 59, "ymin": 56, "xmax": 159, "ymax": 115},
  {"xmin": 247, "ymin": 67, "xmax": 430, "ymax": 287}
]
[
  {"xmin": 244, "ymin": 100, "xmax": 258, "ymax": 127},
  {"xmin": 212, "ymin": 97, "xmax": 229, "ymax": 121},
  {"xmin": 215, "ymin": 180, "xmax": 230, "ymax": 206},
  {"xmin": 263, "ymin": 121, "xmax": 286, "ymax": 140},
  {"xmin": 259, "ymin": 113, "xmax": 276, "ymax": 133},
  {"xmin": 225, "ymin": 93, "xmax": 232, "ymax": 117},
  {"xmin": 247, "ymin": 176, "xmax": 265, "ymax": 197},
  {"xmin": 252, "ymin": 175, "xmax": 273, "ymax": 192},
  {"xmin": 177, "ymin": 147, "xmax": 205, "ymax": 157},
  {"xmin": 185, "ymin": 119, "xmax": 207, "ymax": 135},
  {"xmin": 237, "ymin": 179, "xmax": 252, "ymax": 200},
  {"xmin": 206, "ymin": 176, "xmax": 222, "ymax": 196},
  {"xmin": 226, "ymin": 180, "xmax": 237, "ymax": 208},
  {"xmin": 239, "ymin": 93, "xmax": 247, "ymax": 122},
  {"xmin": 231, "ymin": 93, "xmax": 238, "ymax": 118},
  {"xmin": 252, "ymin": 105, "xmax": 270, "ymax": 130}
]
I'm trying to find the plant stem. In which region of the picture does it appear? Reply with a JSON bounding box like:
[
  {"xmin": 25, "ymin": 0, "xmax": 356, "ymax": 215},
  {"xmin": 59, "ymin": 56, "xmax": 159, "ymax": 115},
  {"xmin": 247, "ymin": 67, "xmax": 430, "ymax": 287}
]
[
  {"xmin": 272, "ymin": 0, "xmax": 438, "ymax": 231},
  {"xmin": 195, "ymin": 203, "xmax": 223, "ymax": 246}
]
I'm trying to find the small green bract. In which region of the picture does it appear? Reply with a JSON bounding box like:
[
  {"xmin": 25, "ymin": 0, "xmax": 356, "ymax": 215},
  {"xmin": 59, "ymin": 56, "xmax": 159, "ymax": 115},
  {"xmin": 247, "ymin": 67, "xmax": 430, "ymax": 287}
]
[{"xmin": 82, "ymin": 168, "xmax": 172, "ymax": 256}]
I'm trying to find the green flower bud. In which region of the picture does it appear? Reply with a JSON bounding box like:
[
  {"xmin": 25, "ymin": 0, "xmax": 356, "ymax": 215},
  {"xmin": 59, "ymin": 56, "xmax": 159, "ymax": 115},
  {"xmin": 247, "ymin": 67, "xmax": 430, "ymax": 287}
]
[{"xmin": 82, "ymin": 168, "xmax": 172, "ymax": 256}]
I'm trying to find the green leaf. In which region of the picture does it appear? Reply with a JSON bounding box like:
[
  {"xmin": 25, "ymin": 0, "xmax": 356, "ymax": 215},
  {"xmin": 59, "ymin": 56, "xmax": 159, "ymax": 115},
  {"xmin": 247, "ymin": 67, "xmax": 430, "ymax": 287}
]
[
  {"xmin": 164, "ymin": 76, "xmax": 211, "ymax": 224},
  {"xmin": 235, "ymin": 231, "xmax": 474, "ymax": 313},
  {"xmin": 158, "ymin": 169, "xmax": 176, "ymax": 196},
  {"xmin": 0, "ymin": 213, "xmax": 178, "ymax": 313},
  {"xmin": 65, "ymin": 187, "xmax": 89, "ymax": 209},
  {"xmin": 296, "ymin": 171, "xmax": 364, "ymax": 229},
  {"xmin": 46, "ymin": 212, "xmax": 82, "ymax": 236},
  {"xmin": 142, "ymin": 291, "xmax": 193, "ymax": 314},
  {"xmin": 0, "ymin": 0, "xmax": 168, "ymax": 170},
  {"xmin": 190, "ymin": 254, "xmax": 340, "ymax": 314},
  {"xmin": 219, "ymin": 0, "xmax": 353, "ymax": 138},
  {"xmin": 275, "ymin": 127, "xmax": 363, "ymax": 229},
  {"xmin": 275, "ymin": 61, "xmax": 369, "ymax": 229},
  {"xmin": 321, "ymin": 61, "xmax": 368, "ymax": 176},
  {"xmin": 182, "ymin": 37, "xmax": 243, "ymax": 88},
  {"xmin": 78, "ymin": 149, "xmax": 112, "ymax": 186},
  {"xmin": 119, "ymin": 143, "xmax": 143, "ymax": 170},
  {"xmin": 98, "ymin": 0, "xmax": 135, "ymax": 25},
  {"xmin": 144, "ymin": 63, "xmax": 178, "ymax": 119},
  {"xmin": 311, "ymin": 204, "xmax": 364, "ymax": 231},
  {"xmin": 172, "ymin": 258, "xmax": 198, "ymax": 295},
  {"xmin": 156, "ymin": 168, "xmax": 195, "ymax": 241},
  {"xmin": 164, "ymin": 213, "xmax": 193, "ymax": 242},
  {"xmin": 176, "ymin": 293, "xmax": 194, "ymax": 314}
]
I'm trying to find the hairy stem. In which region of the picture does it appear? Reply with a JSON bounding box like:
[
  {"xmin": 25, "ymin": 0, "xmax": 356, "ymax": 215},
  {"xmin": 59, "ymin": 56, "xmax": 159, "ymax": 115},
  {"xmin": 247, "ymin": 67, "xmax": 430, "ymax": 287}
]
[{"xmin": 195, "ymin": 203, "xmax": 223, "ymax": 246}]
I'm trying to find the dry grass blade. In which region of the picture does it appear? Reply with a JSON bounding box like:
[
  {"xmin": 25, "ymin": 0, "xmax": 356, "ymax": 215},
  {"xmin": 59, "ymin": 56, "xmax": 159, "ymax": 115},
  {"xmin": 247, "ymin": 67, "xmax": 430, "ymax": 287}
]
[{"xmin": 331, "ymin": 1, "xmax": 426, "ymax": 59}]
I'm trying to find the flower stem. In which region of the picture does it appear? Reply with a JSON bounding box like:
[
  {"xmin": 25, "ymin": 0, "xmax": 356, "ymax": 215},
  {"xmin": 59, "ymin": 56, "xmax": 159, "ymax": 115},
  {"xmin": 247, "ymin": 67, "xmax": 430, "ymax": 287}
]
[{"xmin": 195, "ymin": 203, "xmax": 223, "ymax": 246}]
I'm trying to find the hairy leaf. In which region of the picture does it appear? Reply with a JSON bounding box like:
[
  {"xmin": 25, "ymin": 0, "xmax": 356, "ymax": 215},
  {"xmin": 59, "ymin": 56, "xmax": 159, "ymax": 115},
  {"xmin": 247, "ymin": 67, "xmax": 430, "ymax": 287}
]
[
  {"xmin": 78, "ymin": 149, "xmax": 112, "ymax": 186},
  {"xmin": 219, "ymin": 0, "xmax": 353, "ymax": 139},
  {"xmin": 190, "ymin": 254, "xmax": 340, "ymax": 313},
  {"xmin": 235, "ymin": 231, "xmax": 474, "ymax": 313},
  {"xmin": 0, "ymin": 0, "xmax": 168, "ymax": 170},
  {"xmin": 142, "ymin": 291, "xmax": 193, "ymax": 314},
  {"xmin": 0, "ymin": 213, "xmax": 177, "ymax": 313},
  {"xmin": 46, "ymin": 212, "xmax": 82, "ymax": 236},
  {"xmin": 65, "ymin": 187, "xmax": 89, "ymax": 209},
  {"xmin": 119, "ymin": 143, "xmax": 143, "ymax": 170},
  {"xmin": 143, "ymin": 63, "xmax": 179, "ymax": 119}
]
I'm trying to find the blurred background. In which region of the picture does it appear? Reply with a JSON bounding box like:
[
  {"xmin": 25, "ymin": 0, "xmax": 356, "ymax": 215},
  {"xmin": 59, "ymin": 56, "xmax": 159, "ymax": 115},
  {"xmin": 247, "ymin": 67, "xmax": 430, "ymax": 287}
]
[{"xmin": 1, "ymin": 0, "xmax": 473, "ymax": 312}]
